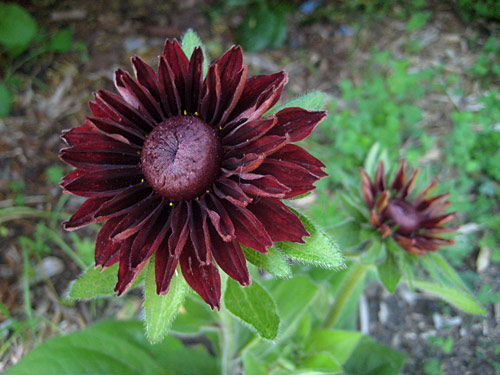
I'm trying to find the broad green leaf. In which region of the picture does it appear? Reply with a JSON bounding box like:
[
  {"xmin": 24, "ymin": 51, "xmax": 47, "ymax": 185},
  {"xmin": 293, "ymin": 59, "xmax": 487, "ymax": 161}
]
[
  {"xmin": 144, "ymin": 260, "xmax": 188, "ymax": 344},
  {"xmin": 49, "ymin": 29, "xmax": 73, "ymax": 53},
  {"xmin": 69, "ymin": 263, "xmax": 118, "ymax": 299},
  {"xmin": 305, "ymin": 330, "xmax": 362, "ymax": 365},
  {"xmin": 421, "ymin": 253, "xmax": 470, "ymax": 292},
  {"xmin": 0, "ymin": 83, "xmax": 13, "ymax": 117},
  {"xmin": 0, "ymin": 3, "xmax": 37, "ymax": 50},
  {"xmin": 360, "ymin": 239, "xmax": 384, "ymax": 265},
  {"xmin": 243, "ymin": 245, "xmax": 291, "ymax": 278},
  {"xmin": 181, "ymin": 29, "xmax": 208, "ymax": 77},
  {"xmin": 413, "ymin": 280, "xmax": 486, "ymax": 315},
  {"xmin": 271, "ymin": 275, "xmax": 319, "ymax": 339},
  {"xmin": 171, "ymin": 294, "xmax": 216, "ymax": 334},
  {"xmin": 327, "ymin": 220, "xmax": 362, "ymax": 251},
  {"xmin": 343, "ymin": 336, "xmax": 406, "ymax": 375},
  {"xmin": 301, "ymin": 352, "xmax": 343, "ymax": 373},
  {"xmin": 267, "ymin": 91, "xmax": 326, "ymax": 115},
  {"xmin": 5, "ymin": 320, "xmax": 218, "ymax": 375},
  {"xmin": 377, "ymin": 249, "xmax": 401, "ymax": 293},
  {"xmin": 243, "ymin": 353, "xmax": 268, "ymax": 375},
  {"xmin": 225, "ymin": 279, "xmax": 279, "ymax": 340},
  {"xmin": 276, "ymin": 208, "xmax": 344, "ymax": 269}
]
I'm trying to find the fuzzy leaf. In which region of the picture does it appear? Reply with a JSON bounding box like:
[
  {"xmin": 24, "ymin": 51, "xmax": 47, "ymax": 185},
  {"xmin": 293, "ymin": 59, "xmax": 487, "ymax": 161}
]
[
  {"xmin": 360, "ymin": 239, "xmax": 385, "ymax": 265},
  {"xmin": 224, "ymin": 278, "xmax": 280, "ymax": 340},
  {"xmin": 276, "ymin": 208, "xmax": 344, "ymax": 269},
  {"xmin": 377, "ymin": 249, "xmax": 401, "ymax": 293},
  {"xmin": 144, "ymin": 260, "xmax": 188, "ymax": 344},
  {"xmin": 181, "ymin": 29, "xmax": 208, "ymax": 76},
  {"xmin": 413, "ymin": 280, "xmax": 486, "ymax": 315},
  {"xmin": 421, "ymin": 253, "xmax": 470, "ymax": 292},
  {"xmin": 267, "ymin": 91, "xmax": 326, "ymax": 115},
  {"xmin": 69, "ymin": 263, "xmax": 143, "ymax": 299},
  {"xmin": 305, "ymin": 330, "xmax": 362, "ymax": 365},
  {"xmin": 243, "ymin": 245, "xmax": 291, "ymax": 278}
]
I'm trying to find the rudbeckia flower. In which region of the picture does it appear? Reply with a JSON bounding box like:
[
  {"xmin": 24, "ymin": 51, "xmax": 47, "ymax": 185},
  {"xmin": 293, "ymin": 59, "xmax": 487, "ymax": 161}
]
[{"xmin": 60, "ymin": 38, "xmax": 327, "ymax": 309}]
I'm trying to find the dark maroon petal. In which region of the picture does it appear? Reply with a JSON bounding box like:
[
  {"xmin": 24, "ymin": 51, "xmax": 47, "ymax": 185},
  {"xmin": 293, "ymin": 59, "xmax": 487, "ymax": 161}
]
[
  {"xmin": 185, "ymin": 47, "xmax": 204, "ymax": 114},
  {"xmin": 222, "ymin": 201, "xmax": 272, "ymax": 253},
  {"xmin": 63, "ymin": 197, "xmax": 110, "ymax": 230},
  {"xmin": 374, "ymin": 161, "xmax": 386, "ymax": 193},
  {"xmin": 61, "ymin": 166, "xmax": 143, "ymax": 198},
  {"xmin": 420, "ymin": 212, "xmax": 457, "ymax": 228},
  {"xmin": 225, "ymin": 135, "xmax": 289, "ymax": 159},
  {"xmin": 223, "ymin": 117, "xmax": 277, "ymax": 148},
  {"xmin": 95, "ymin": 215, "xmax": 125, "ymax": 267},
  {"xmin": 211, "ymin": 47, "xmax": 247, "ymax": 126},
  {"xmin": 62, "ymin": 120, "xmax": 107, "ymax": 146},
  {"xmin": 199, "ymin": 64, "xmax": 221, "ymax": 123},
  {"xmin": 214, "ymin": 177, "xmax": 253, "ymax": 207},
  {"xmin": 155, "ymin": 239, "xmax": 180, "ymax": 294},
  {"xmin": 114, "ymin": 68, "xmax": 139, "ymax": 108},
  {"xmin": 89, "ymin": 97, "xmax": 121, "ymax": 122},
  {"xmin": 248, "ymin": 197, "xmax": 309, "ymax": 243},
  {"xmin": 158, "ymin": 56, "xmax": 182, "ymax": 117},
  {"xmin": 226, "ymin": 71, "xmax": 288, "ymax": 127},
  {"xmin": 180, "ymin": 240, "xmax": 221, "ymax": 310},
  {"xmin": 222, "ymin": 153, "xmax": 265, "ymax": 175},
  {"xmin": 168, "ymin": 202, "xmax": 190, "ymax": 257},
  {"xmin": 399, "ymin": 168, "xmax": 420, "ymax": 199},
  {"xmin": 240, "ymin": 174, "xmax": 290, "ymax": 198},
  {"xmin": 95, "ymin": 90, "xmax": 154, "ymax": 132},
  {"xmin": 416, "ymin": 193, "xmax": 451, "ymax": 212},
  {"xmin": 131, "ymin": 56, "xmax": 161, "ymax": 102},
  {"xmin": 267, "ymin": 108, "xmax": 326, "ymax": 142},
  {"xmin": 414, "ymin": 181, "xmax": 438, "ymax": 205},
  {"xmin": 89, "ymin": 117, "xmax": 146, "ymax": 146},
  {"xmin": 94, "ymin": 184, "xmax": 152, "ymax": 220},
  {"xmin": 209, "ymin": 224, "xmax": 250, "ymax": 286},
  {"xmin": 391, "ymin": 160, "xmax": 407, "ymax": 192},
  {"xmin": 268, "ymin": 144, "xmax": 327, "ymax": 178},
  {"xmin": 188, "ymin": 202, "xmax": 210, "ymax": 264},
  {"xmin": 129, "ymin": 202, "xmax": 170, "ymax": 269},
  {"xmin": 255, "ymin": 159, "xmax": 318, "ymax": 198},
  {"xmin": 60, "ymin": 142, "xmax": 140, "ymax": 171},
  {"xmin": 118, "ymin": 70, "xmax": 164, "ymax": 123},
  {"xmin": 162, "ymin": 39, "xmax": 188, "ymax": 108},
  {"xmin": 115, "ymin": 235, "xmax": 148, "ymax": 296},
  {"xmin": 204, "ymin": 195, "xmax": 236, "ymax": 241},
  {"xmin": 359, "ymin": 168, "xmax": 374, "ymax": 208},
  {"xmin": 111, "ymin": 195, "xmax": 162, "ymax": 241}
]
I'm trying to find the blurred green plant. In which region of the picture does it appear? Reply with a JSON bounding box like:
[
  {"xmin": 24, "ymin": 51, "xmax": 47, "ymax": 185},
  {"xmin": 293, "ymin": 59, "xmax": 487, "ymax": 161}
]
[
  {"xmin": 455, "ymin": 0, "xmax": 500, "ymax": 21},
  {"xmin": 0, "ymin": 2, "xmax": 83, "ymax": 117}
]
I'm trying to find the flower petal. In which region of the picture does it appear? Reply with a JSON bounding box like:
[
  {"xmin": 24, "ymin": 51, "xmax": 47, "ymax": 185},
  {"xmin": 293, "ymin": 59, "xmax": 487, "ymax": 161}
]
[
  {"xmin": 63, "ymin": 197, "xmax": 110, "ymax": 230},
  {"xmin": 158, "ymin": 56, "xmax": 182, "ymax": 117},
  {"xmin": 267, "ymin": 108, "xmax": 326, "ymax": 142},
  {"xmin": 185, "ymin": 47, "xmax": 204, "ymax": 113},
  {"xmin": 267, "ymin": 144, "xmax": 327, "ymax": 178},
  {"xmin": 131, "ymin": 56, "xmax": 161, "ymax": 102}
]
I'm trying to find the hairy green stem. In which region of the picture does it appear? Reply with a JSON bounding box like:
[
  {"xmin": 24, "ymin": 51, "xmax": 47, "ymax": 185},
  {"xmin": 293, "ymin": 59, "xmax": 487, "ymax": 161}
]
[
  {"xmin": 323, "ymin": 262, "xmax": 368, "ymax": 329},
  {"xmin": 220, "ymin": 308, "xmax": 236, "ymax": 375}
]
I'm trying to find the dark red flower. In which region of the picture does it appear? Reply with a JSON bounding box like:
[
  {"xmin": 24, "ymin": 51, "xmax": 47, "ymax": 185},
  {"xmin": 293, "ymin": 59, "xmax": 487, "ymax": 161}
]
[
  {"xmin": 60, "ymin": 39, "xmax": 327, "ymax": 309},
  {"xmin": 360, "ymin": 160, "xmax": 458, "ymax": 255}
]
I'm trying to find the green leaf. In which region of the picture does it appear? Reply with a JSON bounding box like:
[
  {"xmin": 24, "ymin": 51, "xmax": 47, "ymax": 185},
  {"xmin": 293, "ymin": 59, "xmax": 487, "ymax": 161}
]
[
  {"xmin": 144, "ymin": 259, "xmax": 188, "ymax": 344},
  {"xmin": 421, "ymin": 253, "xmax": 470, "ymax": 292},
  {"xmin": 343, "ymin": 336, "xmax": 406, "ymax": 375},
  {"xmin": 68, "ymin": 263, "xmax": 144, "ymax": 299},
  {"xmin": 171, "ymin": 295, "xmax": 217, "ymax": 334},
  {"xmin": 243, "ymin": 245, "xmax": 291, "ymax": 278},
  {"xmin": 413, "ymin": 280, "xmax": 486, "ymax": 315},
  {"xmin": 377, "ymin": 247, "xmax": 402, "ymax": 293},
  {"xmin": 327, "ymin": 220, "xmax": 362, "ymax": 251},
  {"xmin": 49, "ymin": 29, "xmax": 73, "ymax": 53},
  {"xmin": 181, "ymin": 29, "xmax": 208, "ymax": 77},
  {"xmin": 305, "ymin": 330, "xmax": 362, "ymax": 365},
  {"xmin": 276, "ymin": 208, "xmax": 344, "ymax": 269},
  {"xmin": 5, "ymin": 320, "xmax": 219, "ymax": 375},
  {"xmin": 339, "ymin": 193, "xmax": 368, "ymax": 222},
  {"xmin": 267, "ymin": 91, "xmax": 326, "ymax": 115},
  {"xmin": 243, "ymin": 353, "xmax": 268, "ymax": 375},
  {"xmin": 0, "ymin": 82, "xmax": 13, "ymax": 117},
  {"xmin": 301, "ymin": 352, "xmax": 343, "ymax": 373},
  {"xmin": 360, "ymin": 239, "xmax": 385, "ymax": 265},
  {"xmin": 224, "ymin": 278, "xmax": 280, "ymax": 340},
  {"xmin": 0, "ymin": 3, "xmax": 37, "ymax": 51}
]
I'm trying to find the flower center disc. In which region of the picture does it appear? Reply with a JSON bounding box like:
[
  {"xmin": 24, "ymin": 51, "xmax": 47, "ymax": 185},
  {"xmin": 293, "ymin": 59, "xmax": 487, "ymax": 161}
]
[
  {"xmin": 141, "ymin": 116, "xmax": 222, "ymax": 201},
  {"xmin": 383, "ymin": 198, "xmax": 420, "ymax": 234}
]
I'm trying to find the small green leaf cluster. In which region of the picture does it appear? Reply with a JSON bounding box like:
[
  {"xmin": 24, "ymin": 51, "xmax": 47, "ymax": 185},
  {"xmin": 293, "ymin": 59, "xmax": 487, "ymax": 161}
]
[{"xmin": 468, "ymin": 36, "xmax": 500, "ymax": 85}]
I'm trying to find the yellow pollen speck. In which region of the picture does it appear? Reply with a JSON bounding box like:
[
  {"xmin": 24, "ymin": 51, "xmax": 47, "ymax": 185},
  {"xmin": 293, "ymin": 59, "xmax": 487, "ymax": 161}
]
[
  {"xmin": 141, "ymin": 178, "xmax": 144, "ymax": 183},
  {"xmin": 169, "ymin": 202, "xmax": 173, "ymax": 206},
  {"xmin": 183, "ymin": 110, "xmax": 187, "ymax": 115},
  {"xmin": 219, "ymin": 126, "xmax": 222, "ymax": 130},
  {"xmin": 194, "ymin": 111, "xmax": 199, "ymax": 116},
  {"xmin": 206, "ymin": 189, "xmax": 210, "ymax": 193},
  {"xmin": 137, "ymin": 151, "xmax": 141, "ymax": 155}
]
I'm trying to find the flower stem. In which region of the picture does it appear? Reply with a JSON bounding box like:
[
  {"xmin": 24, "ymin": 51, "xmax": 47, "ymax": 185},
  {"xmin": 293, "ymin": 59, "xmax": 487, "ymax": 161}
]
[
  {"xmin": 323, "ymin": 262, "xmax": 368, "ymax": 329},
  {"xmin": 220, "ymin": 307, "xmax": 235, "ymax": 375}
]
